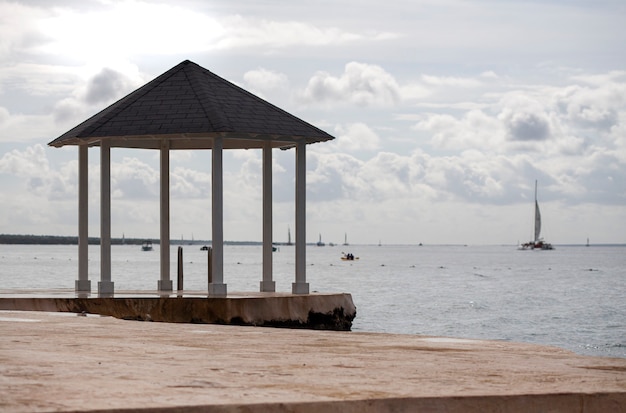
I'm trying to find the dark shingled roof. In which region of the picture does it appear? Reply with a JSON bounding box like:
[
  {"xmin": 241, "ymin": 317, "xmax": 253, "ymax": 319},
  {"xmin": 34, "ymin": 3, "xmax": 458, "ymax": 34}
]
[{"xmin": 48, "ymin": 60, "xmax": 335, "ymax": 150}]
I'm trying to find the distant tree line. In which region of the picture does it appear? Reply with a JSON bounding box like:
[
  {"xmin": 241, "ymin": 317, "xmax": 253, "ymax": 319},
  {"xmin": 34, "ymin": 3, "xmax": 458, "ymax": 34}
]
[
  {"xmin": 0, "ymin": 234, "xmax": 148, "ymax": 245},
  {"xmin": 0, "ymin": 234, "xmax": 267, "ymax": 246}
]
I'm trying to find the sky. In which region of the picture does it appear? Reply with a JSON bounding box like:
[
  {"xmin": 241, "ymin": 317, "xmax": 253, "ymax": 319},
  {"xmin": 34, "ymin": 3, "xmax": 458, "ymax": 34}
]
[{"xmin": 0, "ymin": 0, "xmax": 625, "ymax": 245}]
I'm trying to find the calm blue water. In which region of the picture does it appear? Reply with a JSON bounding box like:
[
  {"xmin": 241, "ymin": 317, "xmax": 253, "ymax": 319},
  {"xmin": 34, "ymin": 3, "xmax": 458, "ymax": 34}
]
[{"xmin": 1, "ymin": 243, "xmax": 624, "ymax": 359}]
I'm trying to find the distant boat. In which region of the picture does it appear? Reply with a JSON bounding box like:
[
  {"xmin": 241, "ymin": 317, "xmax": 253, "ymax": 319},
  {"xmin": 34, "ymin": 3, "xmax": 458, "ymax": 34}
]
[
  {"xmin": 341, "ymin": 252, "xmax": 359, "ymax": 261},
  {"xmin": 316, "ymin": 233, "xmax": 325, "ymax": 247},
  {"xmin": 141, "ymin": 240, "xmax": 153, "ymax": 251},
  {"xmin": 519, "ymin": 181, "xmax": 553, "ymax": 250},
  {"xmin": 287, "ymin": 226, "xmax": 293, "ymax": 246},
  {"xmin": 343, "ymin": 233, "xmax": 349, "ymax": 246},
  {"xmin": 586, "ymin": 237, "xmax": 590, "ymax": 247}
]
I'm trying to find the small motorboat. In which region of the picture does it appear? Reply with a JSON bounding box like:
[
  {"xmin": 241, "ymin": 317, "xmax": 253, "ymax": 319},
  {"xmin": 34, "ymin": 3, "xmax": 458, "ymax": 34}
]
[
  {"xmin": 141, "ymin": 240, "xmax": 153, "ymax": 251},
  {"xmin": 341, "ymin": 253, "xmax": 359, "ymax": 261}
]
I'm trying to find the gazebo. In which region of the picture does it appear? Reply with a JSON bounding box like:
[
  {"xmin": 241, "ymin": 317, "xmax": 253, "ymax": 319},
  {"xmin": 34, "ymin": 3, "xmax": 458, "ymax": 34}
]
[{"xmin": 49, "ymin": 60, "xmax": 335, "ymax": 298}]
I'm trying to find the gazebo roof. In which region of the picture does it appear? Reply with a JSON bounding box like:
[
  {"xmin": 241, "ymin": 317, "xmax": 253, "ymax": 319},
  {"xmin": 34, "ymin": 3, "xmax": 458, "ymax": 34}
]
[{"xmin": 48, "ymin": 60, "xmax": 335, "ymax": 150}]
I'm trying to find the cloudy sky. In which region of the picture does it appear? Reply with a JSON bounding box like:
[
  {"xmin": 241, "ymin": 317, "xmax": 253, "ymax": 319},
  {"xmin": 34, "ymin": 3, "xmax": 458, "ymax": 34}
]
[{"xmin": 1, "ymin": 0, "xmax": 625, "ymax": 245}]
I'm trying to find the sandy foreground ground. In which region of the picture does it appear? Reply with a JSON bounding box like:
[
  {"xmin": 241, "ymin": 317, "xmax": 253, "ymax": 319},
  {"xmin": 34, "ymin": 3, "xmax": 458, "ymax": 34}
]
[{"xmin": 1, "ymin": 310, "xmax": 625, "ymax": 412}]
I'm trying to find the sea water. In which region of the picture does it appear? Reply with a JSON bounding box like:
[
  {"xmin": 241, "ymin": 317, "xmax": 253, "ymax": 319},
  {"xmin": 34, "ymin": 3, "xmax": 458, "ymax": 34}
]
[{"xmin": 1, "ymin": 243, "xmax": 624, "ymax": 359}]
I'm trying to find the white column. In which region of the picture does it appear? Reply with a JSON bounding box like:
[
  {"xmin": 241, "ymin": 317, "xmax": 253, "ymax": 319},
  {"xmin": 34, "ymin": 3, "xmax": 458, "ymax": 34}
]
[
  {"xmin": 98, "ymin": 139, "xmax": 114, "ymax": 297},
  {"xmin": 209, "ymin": 136, "xmax": 227, "ymax": 297},
  {"xmin": 293, "ymin": 140, "xmax": 309, "ymax": 294},
  {"xmin": 260, "ymin": 141, "xmax": 275, "ymax": 292},
  {"xmin": 76, "ymin": 143, "xmax": 90, "ymax": 296},
  {"xmin": 158, "ymin": 139, "xmax": 172, "ymax": 292}
]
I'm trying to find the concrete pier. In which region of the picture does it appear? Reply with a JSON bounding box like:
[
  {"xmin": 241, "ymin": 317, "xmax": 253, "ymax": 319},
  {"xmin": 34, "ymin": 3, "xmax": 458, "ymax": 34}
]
[
  {"xmin": 0, "ymin": 291, "xmax": 356, "ymax": 330},
  {"xmin": 1, "ymin": 309, "xmax": 625, "ymax": 412}
]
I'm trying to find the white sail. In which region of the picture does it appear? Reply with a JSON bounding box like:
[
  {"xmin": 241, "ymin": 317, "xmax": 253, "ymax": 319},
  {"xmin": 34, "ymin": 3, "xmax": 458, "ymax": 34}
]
[
  {"xmin": 520, "ymin": 180, "xmax": 553, "ymax": 250},
  {"xmin": 317, "ymin": 233, "xmax": 325, "ymax": 246},
  {"xmin": 533, "ymin": 180, "xmax": 541, "ymax": 242},
  {"xmin": 534, "ymin": 200, "xmax": 541, "ymax": 242}
]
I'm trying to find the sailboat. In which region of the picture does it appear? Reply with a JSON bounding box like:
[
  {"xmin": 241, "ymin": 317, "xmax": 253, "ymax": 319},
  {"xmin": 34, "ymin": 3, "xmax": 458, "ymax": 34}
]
[
  {"xmin": 519, "ymin": 180, "xmax": 553, "ymax": 250},
  {"xmin": 343, "ymin": 233, "xmax": 349, "ymax": 246},
  {"xmin": 316, "ymin": 233, "xmax": 325, "ymax": 247}
]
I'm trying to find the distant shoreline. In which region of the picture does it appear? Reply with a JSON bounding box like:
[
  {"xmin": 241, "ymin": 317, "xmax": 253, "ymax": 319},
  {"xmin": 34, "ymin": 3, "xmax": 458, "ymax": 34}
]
[
  {"xmin": 1, "ymin": 234, "xmax": 623, "ymax": 247},
  {"xmin": 0, "ymin": 234, "xmax": 259, "ymax": 246}
]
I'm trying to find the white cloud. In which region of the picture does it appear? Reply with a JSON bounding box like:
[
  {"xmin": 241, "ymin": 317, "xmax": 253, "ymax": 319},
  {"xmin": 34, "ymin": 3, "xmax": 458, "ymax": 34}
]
[
  {"xmin": 399, "ymin": 82, "xmax": 432, "ymax": 101},
  {"xmin": 217, "ymin": 16, "xmax": 364, "ymax": 49},
  {"xmin": 171, "ymin": 166, "xmax": 211, "ymax": 198},
  {"xmin": 0, "ymin": 1, "xmax": 47, "ymax": 60},
  {"xmin": 421, "ymin": 74, "xmax": 482, "ymax": 88},
  {"xmin": 554, "ymin": 83, "xmax": 624, "ymax": 131},
  {"xmin": 0, "ymin": 144, "xmax": 74, "ymax": 199},
  {"xmin": 84, "ymin": 67, "xmax": 136, "ymax": 105},
  {"xmin": 500, "ymin": 109, "xmax": 551, "ymax": 142},
  {"xmin": 10, "ymin": 2, "xmax": 395, "ymax": 65},
  {"xmin": 0, "ymin": 107, "xmax": 55, "ymax": 143},
  {"xmin": 413, "ymin": 110, "xmax": 505, "ymax": 152},
  {"xmin": 0, "ymin": 63, "xmax": 144, "ymax": 143},
  {"xmin": 111, "ymin": 157, "xmax": 159, "ymax": 199},
  {"xmin": 411, "ymin": 101, "xmax": 488, "ymax": 111},
  {"xmin": 242, "ymin": 68, "xmax": 289, "ymax": 98},
  {"xmin": 332, "ymin": 123, "xmax": 381, "ymax": 152},
  {"xmin": 570, "ymin": 70, "xmax": 626, "ymax": 86},
  {"xmin": 300, "ymin": 62, "xmax": 401, "ymax": 107},
  {"xmin": 0, "ymin": 143, "xmax": 50, "ymax": 177},
  {"xmin": 0, "ymin": 62, "xmax": 78, "ymax": 97},
  {"xmin": 480, "ymin": 71, "xmax": 499, "ymax": 80},
  {"xmin": 33, "ymin": 2, "xmax": 224, "ymax": 62},
  {"xmin": 498, "ymin": 94, "xmax": 552, "ymax": 142}
]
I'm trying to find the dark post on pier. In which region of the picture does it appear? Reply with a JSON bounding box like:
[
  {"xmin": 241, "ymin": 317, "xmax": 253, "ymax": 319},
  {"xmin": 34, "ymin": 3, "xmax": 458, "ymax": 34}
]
[
  {"xmin": 177, "ymin": 246, "xmax": 183, "ymax": 293},
  {"xmin": 207, "ymin": 247, "xmax": 213, "ymax": 285}
]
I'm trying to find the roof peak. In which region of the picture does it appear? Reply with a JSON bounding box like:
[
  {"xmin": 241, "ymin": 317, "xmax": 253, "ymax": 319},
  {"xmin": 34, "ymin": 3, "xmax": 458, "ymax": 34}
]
[{"xmin": 49, "ymin": 60, "xmax": 334, "ymax": 149}]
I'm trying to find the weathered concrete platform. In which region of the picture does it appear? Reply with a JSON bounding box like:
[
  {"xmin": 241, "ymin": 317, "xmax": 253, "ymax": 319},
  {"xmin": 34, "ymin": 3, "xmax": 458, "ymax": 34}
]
[
  {"xmin": 0, "ymin": 290, "xmax": 356, "ymax": 330},
  {"xmin": 1, "ymin": 310, "xmax": 625, "ymax": 412}
]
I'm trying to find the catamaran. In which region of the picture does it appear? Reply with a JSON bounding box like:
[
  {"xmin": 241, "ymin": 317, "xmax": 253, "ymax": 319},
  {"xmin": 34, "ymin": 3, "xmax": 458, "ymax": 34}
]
[{"xmin": 519, "ymin": 180, "xmax": 553, "ymax": 250}]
